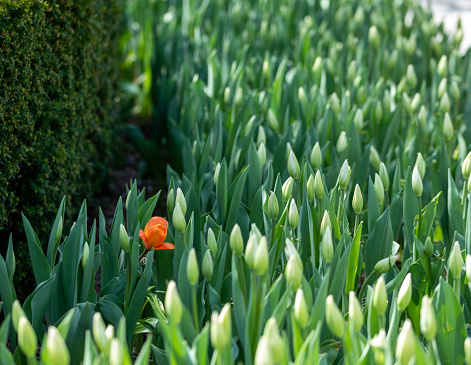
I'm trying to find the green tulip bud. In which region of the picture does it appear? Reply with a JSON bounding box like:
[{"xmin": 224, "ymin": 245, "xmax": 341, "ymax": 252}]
[
  {"xmin": 176, "ymin": 188, "xmax": 187, "ymax": 215},
  {"xmin": 264, "ymin": 318, "xmax": 284, "ymax": 361},
  {"xmin": 374, "ymin": 174, "xmax": 385, "ymax": 206},
  {"xmin": 210, "ymin": 304, "xmax": 231, "ymax": 351},
  {"xmin": 415, "ymin": 153, "xmax": 426, "ymax": 179},
  {"xmin": 352, "ymin": 184, "xmax": 363, "ymax": 215},
  {"xmin": 253, "ymin": 236, "xmax": 269, "ymax": 276},
  {"xmin": 437, "ymin": 55, "xmax": 448, "ymax": 77},
  {"xmin": 354, "ymin": 7, "xmax": 365, "ymax": 26},
  {"xmin": 424, "ymin": 237, "xmax": 433, "ymax": 257},
  {"xmin": 451, "ymin": 81, "xmax": 460, "ymax": 101},
  {"xmin": 330, "ymin": 93, "xmax": 340, "ymax": 116},
  {"xmin": 93, "ymin": 313, "xmax": 110, "ymax": 354},
  {"xmin": 187, "ymin": 248, "xmax": 199, "ymax": 286},
  {"xmin": 465, "ymin": 338, "xmax": 471, "ymax": 365},
  {"xmin": 224, "ymin": 87, "xmax": 230, "ymax": 106},
  {"xmin": 339, "ymin": 160, "xmax": 351, "ymax": 190},
  {"xmin": 454, "ymin": 28, "xmax": 464, "ymax": 47},
  {"xmin": 46, "ymin": 326, "xmax": 70, "ymax": 365},
  {"xmin": 374, "ymin": 256, "xmax": 395, "ymax": 274},
  {"xmin": 244, "ymin": 116, "xmax": 255, "ymax": 136},
  {"xmin": 294, "ymin": 289, "xmax": 309, "ymax": 329},
  {"xmin": 167, "ymin": 188, "xmax": 175, "ymax": 213},
  {"xmin": 306, "ymin": 174, "xmax": 315, "ymax": 202},
  {"xmin": 173, "ymin": 202, "xmax": 186, "ymax": 233},
  {"xmin": 230, "ymin": 224, "xmax": 244, "ymax": 257},
  {"xmin": 368, "ymin": 25, "xmax": 380, "ymax": 49},
  {"xmin": 370, "ymin": 329, "xmax": 387, "ymax": 365},
  {"xmin": 12, "ymin": 300, "xmax": 26, "ymax": 333},
  {"xmin": 406, "ymin": 64, "xmax": 417, "ymax": 88},
  {"xmin": 312, "ymin": 56, "xmax": 323, "ymax": 78},
  {"xmin": 378, "ymin": 162, "xmax": 389, "ymax": 192},
  {"xmin": 207, "ymin": 228, "xmax": 217, "ymax": 257},
  {"xmin": 298, "ymin": 87, "xmax": 308, "ymax": 111},
  {"xmin": 420, "ymin": 296, "xmax": 437, "ymax": 341},
  {"xmin": 440, "ymin": 93, "xmax": 451, "ymax": 114},
  {"xmin": 285, "ymin": 254, "xmax": 303, "ymax": 290},
  {"xmin": 347, "ymin": 60, "xmax": 357, "ymax": 82},
  {"xmin": 353, "ymin": 108, "xmax": 364, "ymax": 131},
  {"xmin": 418, "ymin": 106, "xmax": 427, "ymax": 127},
  {"xmin": 109, "ymin": 338, "xmax": 124, "ymax": 365},
  {"xmin": 288, "ymin": 151, "xmax": 300, "ymax": 179},
  {"xmin": 462, "ymin": 152, "xmax": 471, "ymax": 180},
  {"xmin": 411, "ymin": 93, "xmax": 421, "ymax": 112},
  {"xmin": 119, "ymin": 224, "xmax": 130, "ymax": 253},
  {"xmin": 320, "ymin": 210, "xmax": 332, "ymax": 237},
  {"xmin": 105, "ymin": 324, "xmax": 114, "ymax": 346},
  {"xmin": 165, "ymin": 281, "xmax": 183, "ymax": 323},
  {"xmin": 356, "ymin": 85, "xmax": 367, "ymax": 104},
  {"xmin": 56, "ymin": 216, "xmax": 63, "ymax": 243},
  {"xmin": 387, "ymin": 49, "xmax": 398, "ymax": 70},
  {"xmin": 310, "ymin": 142, "xmax": 322, "ymax": 169},
  {"xmin": 314, "ymin": 170, "xmax": 324, "ymax": 199},
  {"xmin": 397, "ymin": 273, "xmax": 412, "ymax": 311},
  {"xmin": 285, "ymin": 143, "xmax": 293, "ymax": 163},
  {"xmin": 396, "ymin": 319, "xmax": 417, "ymax": 365},
  {"xmin": 288, "ymin": 199, "xmax": 299, "ymax": 230},
  {"xmin": 349, "ymin": 291, "xmax": 363, "ymax": 332},
  {"xmin": 373, "ymin": 100, "xmax": 384, "ymax": 124},
  {"xmin": 267, "ymin": 191, "xmax": 279, "ymax": 220},
  {"xmin": 449, "ymin": 241, "xmax": 463, "ymax": 279},
  {"xmin": 245, "ymin": 234, "xmax": 257, "ymax": 269},
  {"xmin": 81, "ymin": 242, "xmax": 89, "ymax": 270},
  {"xmin": 202, "ymin": 250, "xmax": 213, "ymax": 280},
  {"xmin": 373, "ymin": 276, "xmax": 388, "ymax": 316},
  {"xmin": 402, "ymin": 92, "xmax": 412, "ymax": 114},
  {"xmin": 258, "ymin": 142, "xmax": 266, "ymax": 168},
  {"xmin": 267, "ymin": 109, "xmax": 279, "ymax": 133},
  {"xmin": 405, "ymin": 35, "xmax": 417, "ymax": 56},
  {"xmin": 336, "ymin": 131, "xmax": 348, "ymax": 154},
  {"xmin": 412, "ymin": 166, "xmax": 423, "ymax": 198},
  {"xmin": 282, "ymin": 177, "xmax": 294, "ymax": 201},
  {"xmin": 254, "ymin": 336, "xmax": 273, "ymax": 365},
  {"xmin": 257, "ymin": 126, "xmax": 267, "ymax": 147},
  {"xmin": 326, "ymin": 295, "xmax": 344, "ymax": 338},
  {"xmin": 262, "ymin": 58, "xmax": 270, "ymax": 80},
  {"xmin": 438, "ymin": 78, "xmax": 447, "ymax": 99},
  {"xmin": 370, "ymin": 146, "xmax": 380, "ymax": 171},
  {"xmin": 321, "ymin": 226, "xmax": 334, "ymax": 264},
  {"xmin": 18, "ymin": 316, "xmax": 37, "ymax": 358}
]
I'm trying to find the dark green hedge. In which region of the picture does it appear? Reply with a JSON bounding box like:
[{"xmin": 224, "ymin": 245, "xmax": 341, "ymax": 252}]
[{"xmin": 0, "ymin": 0, "xmax": 123, "ymax": 297}]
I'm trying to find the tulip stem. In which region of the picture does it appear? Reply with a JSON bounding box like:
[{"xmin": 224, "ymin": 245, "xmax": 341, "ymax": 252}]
[
  {"xmin": 358, "ymin": 271, "xmax": 376, "ymax": 305},
  {"xmin": 431, "ymin": 339, "xmax": 442, "ymax": 365},
  {"xmin": 461, "ymin": 180, "xmax": 467, "ymax": 213},
  {"xmin": 191, "ymin": 284, "xmax": 199, "ymax": 331},
  {"xmin": 139, "ymin": 249, "xmax": 149, "ymax": 262},
  {"xmin": 453, "ymin": 277, "xmax": 461, "ymax": 300}
]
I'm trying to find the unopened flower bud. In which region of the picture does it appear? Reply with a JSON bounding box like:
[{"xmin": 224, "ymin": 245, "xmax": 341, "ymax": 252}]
[
  {"xmin": 370, "ymin": 330, "xmax": 387, "ymax": 364},
  {"xmin": 352, "ymin": 184, "xmax": 363, "ymax": 215},
  {"xmin": 253, "ymin": 236, "xmax": 269, "ymax": 276},
  {"xmin": 437, "ymin": 55, "xmax": 448, "ymax": 77},
  {"xmin": 254, "ymin": 336, "xmax": 272, "ymax": 365},
  {"xmin": 165, "ymin": 281, "xmax": 183, "ymax": 323},
  {"xmin": 12, "ymin": 300, "xmax": 26, "ymax": 332},
  {"xmin": 373, "ymin": 276, "xmax": 388, "ymax": 316},
  {"xmin": 294, "ymin": 289, "xmax": 309, "ymax": 329},
  {"xmin": 307, "ymin": 175, "xmax": 315, "ymax": 202},
  {"xmin": 411, "ymin": 93, "xmax": 421, "ymax": 112},
  {"xmin": 449, "ymin": 241, "xmax": 463, "ymax": 279},
  {"xmin": 326, "ymin": 295, "xmax": 344, "ymax": 338},
  {"xmin": 336, "ymin": 131, "xmax": 348, "ymax": 154},
  {"xmin": 256, "ymin": 126, "xmax": 266, "ymax": 147},
  {"xmin": 288, "ymin": 151, "xmax": 300, "ymax": 179},
  {"xmin": 418, "ymin": 106, "xmax": 427, "ymax": 127},
  {"xmin": 440, "ymin": 93, "xmax": 451, "ymax": 114},
  {"xmin": 465, "ymin": 338, "xmax": 471, "ymax": 365},
  {"xmin": 267, "ymin": 109, "xmax": 279, "ymax": 133},
  {"xmin": 438, "ymin": 78, "xmax": 447, "ymax": 99},
  {"xmin": 176, "ymin": 188, "xmax": 187, "ymax": 215},
  {"xmin": 451, "ymin": 81, "xmax": 460, "ymax": 101},
  {"xmin": 46, "ymin": 326, "xmax": 70, "ymax": 365},
  {"xmin": 93, "ymin": 313, "xmax": 109, "ymax": 354},
  {"xmin": 109, "ymin": 338, "xmax": 124, "ymax": 365},
  {"xmin": 320, "ymin": 210, "xmax": 332, "ymax": 237},
  {"xmin": 285, "ymin": 254, "xmax": 303, "ymax": 290},
  {"xmin": 347, "ymin": 60, "xmax": 357, "ymax": 82},
  {"xmin": 374, "ymin": 174, "xmax": 385, "ymax": 206},
  {"xmin": 56, "ymin": 216, "xmax": 63, "ymax": 243},
  {"xmin": 282, "ymin": 177, "xmax": 294, "ymax": 201},
  {"xmin": 187, "ymin": 248, "xmax": 199, "ymax": 286},
  {"xmin": 354, "ymin": 108, "xmax": 364, "ymax": 130},
  {"xmin": 412, "ymin": 166, "xmax": 423, "ymax": 197},
  {"xmin": 406, "ymin": 64, "xmax": 417, "ymax": 88},
  {"xmin": 82, "ymin": 242, "xmax": 89, "ymax": 270},
  {"xmin": 18, "ymin": 317, "xmax": 37, "ymax": 358},
  {"xmin": 312, "ymin": 57, "xmax": 323, "ymax": 78},
  {"xmin": 424, "ymin": 237, "xmax": 433, "ymax": 257},
  {"xmin": 420, "ymin": 296, "xmax": 437, "ymax": 340},
  {"xmin": 210, "ymin": 304, "xmax": 231, "ymax": 351},
  {"xmin": 378, "ymin": 162, "xmax": 389, "ymax": 192},
  {"xmin": 298, "ymin": 87, "xmax": 308, "ymax": 110},
  {"xmin": 245, "ymin": 234, "xmax": 257, "ymax": 268},
  {"xmin": 321, "ymin": 226, "xmax": 334, "ymax": 264},
  {"xmin": 202, "ymin": 250, "xmax": 213, "ymax": 280},
  {"xmin": 264, "ymin": 318, "xmax": 284, "ymax": 361},
  {"xmin": 373, "ymin": 101, "xmax": 383, "ymax": 124},
  {"xmin": 396, "ymin": 320, "xmax": 417, "ymax": 365},
  {"xmin": 369, "ymin": 25, "xmax": 380, "ymax": 49},
  {"xmin": 105, "ymin": 325, "xmax": 114, "ymax": 345},
  {"xmin": 397, "ymin": 273, "xmax": 412, "ymax": 311},
  {"xmin": 349, "ymin": 291, "xmax": 363, "ymax": 332},
  {"xmin": 258, "ymin": 142, "xmax": 266, "ymax": 168},
  {"xmin": 288, "ymin": 199, "xmax": 299, "ymax": 229},
  {"xmin": 207, "ymin": 228, "xmax": 217, "ymax": 257},
  {"xmin": 314, "ymin": 170, "xmax": 324, "ymax": 199},
  {"xmin": 370, "ymin": 146, "xmax": 380, "ymax": 171},
  {"xmin": 267, "ymin": 191, "xmax": 279, "ymax": 220},
  {"xmin": 383, "ymin": 90, "xmax": 391, "ymax": 114},
  {"xmin": 415, "ymin": 153, "xmax": 426, "ymax": 179},
  {"xmin": 119, "ymin": 224, "xmax": 130, "ymax": 253},
  {"xmin": 310, "ymin": 142, "xmax": 322, "ymax": 169},
  {"xmin": 339, "ymin": 160, "xmax": 351, "ymax": 190},
  {"xmin": 230, "ymin": 224, "xmax": 244, "ymax": 257},
  {"xmin": 462, "ymin": 152, "xmax": 471, "ymax": 180},
  {"xmin": 330, "ymin": 93, "xmax": 341, "ymax": 116},
  {"xmin": 374, "ymin": 256, "xmax": 395, "ymax": 274},
  {"xmin": 402, "ymin": 92, "xmax": 412, "ymax": 114},
  {"xmin": 167, "ymin": 188, "xmax": 175, "ymax": 213},
  {"xmin": 173, "ymin": 203, "xmax": 186, "ymax": 233}
]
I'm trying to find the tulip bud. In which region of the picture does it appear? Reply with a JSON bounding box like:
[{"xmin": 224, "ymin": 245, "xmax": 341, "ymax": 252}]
[
  {"xmin": 336, "ymin": 131, "xmax": 348, "ymax": 154},
  {"xmin": 46, "ymin": 326, "xmax": 70, "ymax": 365},
  {"xmin": 339, "ymin": 160, "xmax": 351, "ymax": 190},
  {"xmin": 465, "ymin": 338, "xmax": 471, "ymax": 365},
  {"xmin": 267, "ymin": 109, "xmax": 279, "ymax": 132},
  {"xmin": 285, "ymin": 143, "xmax": 293, "ymax": 163},
  {"xmin": 349, "ymin": 291, "xmax": 363, "ymax": 332},
  {"xmin": 210, "ymin": 304, "xmax": 231, "ymax": 351},
  {"xmin": 176, "ymin": 188, "xmax": 187, "ymax": 215},
  {"xmin": 412, "ymin": 166, "xmax": 423, "ymax": 198},
  {"xmin": 424, "ymin": 237, "xmax": 433, "ymax": 257},
  {"xmin": 396, "ymin": 320, "xmax": 417, "ymax": 365},
  {"xmin": 347, "ymin": 60, "xmax": 357, "ymax": 82},
  {"xmin": 165, "ymin": 281, "xmax": 183, "ymax": 323},
  {"xmin": 326, "ymin": 295, "xmax": 344, "ymax": 338},
  {"xmin": 405, "ymin": 35, "xmax": 417, "ymax": 56},
  {"xmin": 263, "ymin": 192, "xmax": 279, "ymax": 222},
  {"xmin": 187, "ymin": 248, "xmax": 199, "ymax": 286},
  {"xmin": 306, "ymin": 175, "xmax": 315, "ymax": 202},
  {"xmin": 230, "ymin": 224, "xmax": 244, "ymax": 257},
  {"xmin": 321, "ymin": 226, "xmax": 334, "ymax": 264},
  {"xmin": 449, "ymin": 241, "xmax": 463, "ymax": 279},
  {"xmin": 373, "ymin": 101, "xmax": 383, "ymax": 124},
  {"xmin": 253, "ymin": 236, "xmax": 269, "ymax": 276},
  {"xmin": 320, "ymin": 210, "xmax": 332, "ymax": 237},
  {"xmin": 298, "ymin": 87, "xmax": 308, "ymax": 110},
  {"xmin": 119, "ymin": 224, "xmax": 130, "ymax": 253},
  {"xmin": 374, "ymin": 256, "xmax": 395, "ymax": 274},
  {"xmin": 207, "ymin": 228, "xmax": 217, "ymax": 257},
  {"xmin": 288, "ymin": 199, "xmax": 299, "ymax": 229},
  {"xmin": 282, "ymin": 177, "xmax": 294, "ymax": 201},
  {"xmin": 352, "ymin": 184, "xmax": 363, "ymax": 215},
  {"xmin": 451, "ymin": 81, "xmax": 460, "ymax": 101},
  {"xmin": 440, "ymin": 93, "xmax": 451, "ymax": 114},
  {"xmin": 354, "ymin": 7, "xmax": 365, "ymax": 26},
  {"xmin": 370, "ymin": 330, "xmax": 387, "ymax": 365},
  {"xmin": 373, "ymin": 276, "xmax": 388, "ymax": 316},
  {"xmin": 397, "ymin": 273, "xmax": 412, "ymax": 311},
  {"xmin": 406, "ymin": 64, "xmax": 417, "ymax": 88},
  {"xmin": 402, "ymin": 92, "xmax": 412, "ymax": 114},
  {"xmin": 56, "ymin": 216, "xmax": 63, "ymax": 243},
  {"xmin": 285, "ymin": 254, "xmax": 303, "ymax": 290},
  {"xmin": 202, "ymin": 250, "xmax": 213, "ymax": 280},
  {"xmin": 12, "ymin": 300, "xmax": 26, "ymax": 333},
  {"xmin": 109, "ymin": 338, "xmax": 124, "ymax": 365},
  {"xmin": 167, "ymin": 188, "xmax": 175, "ymax": 213},
  {"xmin": 330, "ymin": 93, "xmax": 341, "ymax": 116},
  {"xmin": 81, "ymin": 242, "xmax": 89, "ymax": 270},
  {"xmin": 387, "ymin": 49, "xmax": 398, "ymax": 69},
  {"xmin": 257, "ymin": 126, "xmax": 266, "ymax": 147},
  {"xmin": 287, "ymin": 151, "xmax": 300, "ymax": 179},
  {"xmin": 93, "ymin": 313, "xmax": 110, "ymax": 353},
  {"xmin": 312, "ymin": 57, "xmax": 323, "ymax": 78},
  {"xmin": 374, "ymin": 174, "xmax": 385, "ymax": 206},
  {"xmin": 258, "ymin": 142, "xmax": 266, "ymax": 168},
  {"xmin": 415, "ymin": 153, "xmax": 426, "ymax": 179},
  {"xmin": 438, "ymin": 78, "xmax": 447, "ymax": 99},
  {"xmin": 264, "ymin": 318, "xmax": 284, "ymax": 361},
  {"xmin": 418, "ymin": 106, "xmax": 427, "ymax": 127},
  {"xmin": 383, "ymin": 90, "xmax": 391, "ymax": 114},
  {"xmin": 354, "ymin": 108, "xmax": 364, "ymax": 130},
  {"xmin": 370, "ymin": 146, "xmax": 381, "ymax": 171},
  {"xmin": 105, "ymin": 324, "xmax": 114, "ymax": 346},
  {"xmin": 462, "ymin": 152, "xmax": 471, "ymax": 180},
  {"xmin": 18, "ymin": 317, "xmax": 37, "ymax": 358},
  {"xmin": 262, "ymin": 58, "xmax": 270, "ymax": 80},
  {"xmin": 310, "ymin": 142, "xmax": 322, "ymax": 169},
  {"xmin": 378, "ymin": 162, "xmax": 389, "ymax": 192},
  {"xmin": 245, "ymin": 234, "xmax": 257, "ymax": 269},
  {"xmin": 369, "ymin": 25, "xmax": 380, "ymax": 49},
  {"xmin": 294, "ymin": 289, "xmax": 309, "ymax": 329},
  {"xmin": 254, "ymin": 336, "xmax": 273, "ymax": 365},
  {"xmin": 314, "ymin": 170, "xmax": 324, "ymax": 199},
  {"xmin": 357, "ymin": 86, "xmax": 366, "ymax": 104},
  {"xmin": 437, "ymin": 55, "xmax": 448, "ymax": 77},
  {"xmin": 411, "ymin": 93, "xmax": 421, "ymax": 112},
  {"xmin": 173, "ymin": 202, "xmax": 186, "ymax": 233},
  {"xmin": 420, "ymin": 296, "xmax": 437, "ymax": 341}
]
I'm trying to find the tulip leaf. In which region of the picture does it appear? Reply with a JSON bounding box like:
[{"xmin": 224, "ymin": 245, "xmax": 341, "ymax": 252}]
[
  {"xmin": 127, "ymin": 181, "xmax": 139, "ymax": 237},
  {"xmin": 95, "ymin": 299, "xmax": 124, "ymax": 329},
  {"xmin": 65, "ymin": 302, "xmax": 95, "ymax": 365},
  {"xmin": 346, "ymin": 222, "xmax": 363, "ymax": 293},
  {"xmin": 225, "ymin": 166, "xmax": 249, "ymax": 232},
  {"xmin": 138, "ymin": 192, "xmax": 161, "ymax": 231},
  {"xmin": 110, "ymin": 197, "xmax": 124, "ymax": 255},
  {"xmin": 448, "ymin": 170, "xmax": 464, "ymax": 237},
  {"xmin": 216, "ymin": 159, "xmax": 228, "ymax": 227},
  {"xmin": 403, "ymin": 167, "xmax": 418, "ymax": 255},
  {"xmin": 23, "ymin": 276, "xmax": 54, "ymax": 336},
  {"xmin": 0, "ymin": 314, "xmax": 10, "ymax": 346},
  {"xmin": 248, "ymin": 140, "xmax": 262, "ymax": 203},
  {"xmin": 46, "ymin": 196, "xmax": 66, "ymax": 267},
  {"xmin": 367, "ymin": 176, "xmax": 380, "ymax": 234},
  {"xmin": 101, "ymin": 236, "xmax": 120, "ymax": 290}
]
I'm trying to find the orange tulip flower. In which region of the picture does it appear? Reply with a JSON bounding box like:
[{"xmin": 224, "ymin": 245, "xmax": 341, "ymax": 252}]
[{"xmin": 139, "ymin": 217, "xmax": 175, "ymax": 250}]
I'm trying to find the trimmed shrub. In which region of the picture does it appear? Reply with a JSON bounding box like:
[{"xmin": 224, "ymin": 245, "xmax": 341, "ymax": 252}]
[{"xmin": 0, "ymin": 0, "xmax": 123, "ymax": 297}]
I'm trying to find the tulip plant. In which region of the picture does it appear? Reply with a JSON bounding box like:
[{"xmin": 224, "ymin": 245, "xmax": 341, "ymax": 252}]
[{"xmin": 3, "ymin": 0, "xmax": 471, "ymax": 364}]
